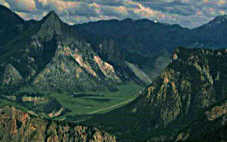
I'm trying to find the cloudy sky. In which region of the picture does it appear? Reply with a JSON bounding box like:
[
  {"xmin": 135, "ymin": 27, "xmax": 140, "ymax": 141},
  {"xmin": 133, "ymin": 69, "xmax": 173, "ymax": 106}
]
[{"xmin": 0, "ymin": 0, "xmax": 227, "ymax": 28}]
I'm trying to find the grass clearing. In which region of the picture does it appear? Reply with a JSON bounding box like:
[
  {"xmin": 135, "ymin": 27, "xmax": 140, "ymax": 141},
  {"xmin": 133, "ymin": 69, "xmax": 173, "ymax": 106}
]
[
  {"xmin": 0, "ymin": 82, "xmax": 142, "ymax": 121},
  {"xmin": 50, "ymin": 82, "xmax": 142, "ymax": 117}
]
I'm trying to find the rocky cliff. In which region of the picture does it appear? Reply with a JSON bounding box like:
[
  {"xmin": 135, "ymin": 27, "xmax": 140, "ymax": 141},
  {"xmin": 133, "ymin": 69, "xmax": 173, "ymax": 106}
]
[
  {"xmin": 174, "ymin": 100, "xmax": 227, "ymax": 142},
  {"xmin": 136, "ymin": 47, "xmax": 227, "ymax": 142},
  {"xmin": 85, "ymin": 47, "xmax": 227, "ymax": 142},
  {"xmin": 0, "ymin": 106, "xmax": 116, "ymax": 142},
  {"xmin": 141, "ymin": 47, "xmax": 227, "ymax": 127}
]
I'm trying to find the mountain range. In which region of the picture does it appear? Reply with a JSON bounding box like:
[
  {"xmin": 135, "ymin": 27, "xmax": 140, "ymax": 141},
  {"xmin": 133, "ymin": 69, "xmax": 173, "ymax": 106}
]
[
  {"xmin": 1, "ymin": 5, "xmax": 227, "ymax": 92},
  {"xmin": 0, "ymin": 7, "xmax": 143, "ymax": 93},
  {"xmin": 0, "ymin": 4, "xmax": 227, "ymax": 142},
  {"xmin": 85, "ymin": 47, "xmax": 227, "ymax": 142}
]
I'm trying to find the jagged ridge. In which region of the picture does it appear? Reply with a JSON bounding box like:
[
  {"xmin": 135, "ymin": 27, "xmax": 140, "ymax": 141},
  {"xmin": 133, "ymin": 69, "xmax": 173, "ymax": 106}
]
[
  {"xmin": 0, "ymin": 106, "xmax": 116, "ymax": 142},
  {"xmin": 85, "ymin": 47, "xmax": 227, "ymax": 142},
  {"xmin": 0, "ymin": 8, "xmax": 147, "ymax": 92}
]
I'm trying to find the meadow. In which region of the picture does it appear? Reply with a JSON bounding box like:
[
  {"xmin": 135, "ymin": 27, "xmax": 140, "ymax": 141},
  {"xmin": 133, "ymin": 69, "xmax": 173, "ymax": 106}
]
[{"xmin": 0, "ymin": 82, "xmax": 142, "ymax": 121}]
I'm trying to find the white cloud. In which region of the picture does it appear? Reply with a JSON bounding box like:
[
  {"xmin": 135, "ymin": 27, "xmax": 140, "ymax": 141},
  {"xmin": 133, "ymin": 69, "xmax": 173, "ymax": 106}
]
[
  {"xmin": 6, "ymin": 0, "xmax": 36, "ymax": 11},
  {"xmin": 0, "ymin": 0, "xmax": 10, "ymax": 8},
  {"xmin": 1, "ymin": 0, "xmax": 227, "ymax": 28}
]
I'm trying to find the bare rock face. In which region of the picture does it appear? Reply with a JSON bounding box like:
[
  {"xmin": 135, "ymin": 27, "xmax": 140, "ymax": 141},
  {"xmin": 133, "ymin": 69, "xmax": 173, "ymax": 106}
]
[
  {"xmin": 88, "ymin": 48, "xmax": 227, "ymax": 142},
  {"xmin": 175, "ymin": 100, "xmax": 227, "ymax": 142},
  {"xmin": 141, "ymin": 47, "xmax": 227, "ymax": 128},
  {"xmin": 139, "ymin": 47, "xmax": 227, "ymax": 141},
  {"xmin": 32, "ymin": 42, "xmax": 122, "ymax": 92},
  {"xmin": 0, "ymin": 8, "xmax": 147, "ymax": 93},
  {"xmin": 2, "ymin": 64, "xmax": 23, "ymax": 86},
  {"xmin": 206, "ymin": 101, "xmax": 227, "ymax": 121},
  {"xmin": 0, "ymin": 106, "xmax": 116, "ymax": 142}
]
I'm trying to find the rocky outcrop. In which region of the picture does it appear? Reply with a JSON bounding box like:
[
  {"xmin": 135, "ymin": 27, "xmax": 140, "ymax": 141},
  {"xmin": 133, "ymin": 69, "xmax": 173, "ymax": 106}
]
[
  {"xmin": 141, "ymin": 47, "xmax": 227, "ymax": 127},
  {"xmin": 32, "ymin": 43, "xmax": 99, "ymax": 91},
  {"xmin": 94, "ymin": 56, "xmax": 120, "ymax": 82},
  {"xmin": 0, "ymin": 9, "xmax": 147, "ymax": 92},
  {"xmin": 87, "ymin": 47, "xmax": 227, "ymax": 142},
  {"xmin": 206, "ymin": 101, "xmax": 227, "ymax": 121},
  {"xmin": 32, "ymin": 41, "xmax": 123, "ymax": 92},
  {"xmin": 175, "ymin": 100, "xmax": 227, "ymax": 142},
  {"xmin": 2, "ymin": 64, "xmax": 23, "ymax": 86},
  {"xmin": 140, "ymin": 47, "xmax": 227, "ymax": 141},
  {"xmin": 0, "ymin": 106, "xmax": 116, "ymax": 142},
  {"xmin": 48, "ymin": 107, "xmax": 64, "ymax": 118}
]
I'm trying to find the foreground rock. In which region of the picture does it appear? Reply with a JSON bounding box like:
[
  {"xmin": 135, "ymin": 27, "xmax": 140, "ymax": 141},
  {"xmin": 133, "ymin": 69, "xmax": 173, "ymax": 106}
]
[{"xmin": 0, "ymin": 106, "xmax": 116, "ymax": 142}]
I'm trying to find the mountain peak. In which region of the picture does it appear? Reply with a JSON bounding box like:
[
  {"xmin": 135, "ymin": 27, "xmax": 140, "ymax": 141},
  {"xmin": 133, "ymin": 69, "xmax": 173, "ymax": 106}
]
[
  {"xmin": 38, "ymin": 10, "xmax": 66, "ymax": 38},
  {"xmin": 214, "ymin": 15, "xmax": 227, "ymax": 20},
  {"xmin": 208, "ymin": 15, "xmax": 227, "ymax": 25},
  {"xmin": 42, "ymin": 10, "xmax": 61, "ymax": 23}
]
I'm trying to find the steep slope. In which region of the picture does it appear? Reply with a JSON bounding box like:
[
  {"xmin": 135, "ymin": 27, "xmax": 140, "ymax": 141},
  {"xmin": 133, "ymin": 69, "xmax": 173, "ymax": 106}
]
[
  {"xmin": 0, "ymin": 106, "xmax": 116, "ymax": 142},
  {"xmin": 75, "ymin": 19, "xmax": 190, "ymax": 55},
  {"xmin": 76, "ymin": 15, "xmax": 227, "ymax": 53},
  {"xmin": 190, "ymin": 15, "xmax": 227, "ymax": 49},
  {"xmin": 0, "ymin": 7, "xmax": 146, "ymax": 92},
  {"xmin": 75, "ymin": 15, "xmax": 227, "ymax": 80},
  {"xmin": 84, "ymin": 47, "xmax": 227, "ymax": 142},
  {"xmin": 2, "ymin": 5, "xmax": 227, "ymax": 92},
  {"xmin": 75, "ymin": 19, "xmax": 188, "ymax": 79},
  {"xmin": 0, "ymin": 5, "xmax": 25, "ymax": 46},
  {"xmin": 174, "ymin": 100, "xmax": 227, "ymax": 142},
  {"xmin": 2, "ymin": 64, "xmax": 23, "ymax": 86}
]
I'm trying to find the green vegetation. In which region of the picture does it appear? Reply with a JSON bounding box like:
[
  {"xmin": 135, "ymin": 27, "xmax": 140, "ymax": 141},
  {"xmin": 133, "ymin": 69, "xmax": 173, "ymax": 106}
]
[
  {"xmin": 0, "ymin": 82, "xmax": 142, "ymax": 121},
  {"xmin": 82, "ymin": 47, "xmax": 227, "ymax": 142},
  {"xmin": 49, "ymin": 82, "xmax": 141, "ymax": 116}
]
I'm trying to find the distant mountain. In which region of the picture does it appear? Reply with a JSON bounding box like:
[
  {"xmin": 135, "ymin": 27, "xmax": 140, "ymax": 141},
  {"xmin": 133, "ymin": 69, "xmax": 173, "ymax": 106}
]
[
  {"xmin": 85, "ymin": 47, "xmax": 227, "ymax": 142},
  {"xmin": 75, "ymin": 19, "xmax": 189, "ymax": 54},
  {"xmin": 75, "ymin": 19, "xmax": 188, "ymax": 78},
  {"xmin": 75, "ymin": 15, "xmax": 227, "ymax": 79},
  {"xmin": 76, "ymin": 15, "xmax": 227, "ymax": 52},
  {"xmin": 191, "ymin": 15, "xmax": 227, "ymax": 48}
]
